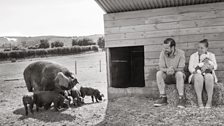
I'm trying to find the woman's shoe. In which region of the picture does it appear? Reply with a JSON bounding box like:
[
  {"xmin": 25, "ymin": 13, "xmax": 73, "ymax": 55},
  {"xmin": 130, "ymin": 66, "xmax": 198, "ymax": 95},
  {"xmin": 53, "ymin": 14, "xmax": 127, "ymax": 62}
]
[
  {"xmin": 205, "ymin": 104, "xmax": 211, "ymax": 109},
  {"xmin": 199, "ymin": 104, "xmax": 204, "ymax": 109},
  {"xmin": 199, "ymin": 106, "xmax": 204, "ymax": 109},
  {"xmin": 205, "ymin": 106, "xmax": 211, "ymax": 109},
  {"xmin": 205, "ymin": 103, "xmax": 211, "ymax": 109}
]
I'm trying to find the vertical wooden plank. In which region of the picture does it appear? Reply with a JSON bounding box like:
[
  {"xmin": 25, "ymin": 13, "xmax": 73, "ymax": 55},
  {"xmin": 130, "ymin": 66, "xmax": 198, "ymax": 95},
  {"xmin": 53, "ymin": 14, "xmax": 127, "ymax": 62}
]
[{"xmin": 106, "ymin": 48, "xmax": 111, "ymax": 87}]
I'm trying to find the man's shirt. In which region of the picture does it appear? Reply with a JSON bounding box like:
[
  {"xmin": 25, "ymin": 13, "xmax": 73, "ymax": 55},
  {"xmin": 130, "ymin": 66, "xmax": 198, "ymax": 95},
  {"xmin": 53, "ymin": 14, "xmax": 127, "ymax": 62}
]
[{"xmin": 159, "ymin": 48, "xmax": 185, "ymax": 71}]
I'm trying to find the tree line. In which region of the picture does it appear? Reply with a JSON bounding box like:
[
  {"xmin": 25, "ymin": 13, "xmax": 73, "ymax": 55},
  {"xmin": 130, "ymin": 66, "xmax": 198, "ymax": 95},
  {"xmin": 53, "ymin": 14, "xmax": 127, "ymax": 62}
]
[
  {"xmin": 0, "ymin": 37, "xmax": 105, "ymax": 61},
  {"xmin": 28, "ymin": 37, "xmax": 105, "ymax": 49}
]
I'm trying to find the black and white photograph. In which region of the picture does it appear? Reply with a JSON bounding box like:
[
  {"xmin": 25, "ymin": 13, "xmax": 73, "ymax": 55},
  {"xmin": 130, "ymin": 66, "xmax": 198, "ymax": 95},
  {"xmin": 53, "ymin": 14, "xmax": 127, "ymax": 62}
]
[{"xmin": 1, "ymin": 0, "xmax": 224, "ymax": 125}]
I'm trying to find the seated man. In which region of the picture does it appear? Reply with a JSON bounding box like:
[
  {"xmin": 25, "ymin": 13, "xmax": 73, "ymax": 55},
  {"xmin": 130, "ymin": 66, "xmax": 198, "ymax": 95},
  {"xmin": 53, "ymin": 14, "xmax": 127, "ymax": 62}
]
[{"xmin": 154, "ymin": 38, "xmax": 186, "ymax": 108}]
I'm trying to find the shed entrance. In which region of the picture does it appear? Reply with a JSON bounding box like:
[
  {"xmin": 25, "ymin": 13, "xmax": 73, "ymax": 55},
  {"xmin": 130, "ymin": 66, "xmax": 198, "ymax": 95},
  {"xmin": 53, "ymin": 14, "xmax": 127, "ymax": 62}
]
[{"xmin": 110, "ymin": 46, "xmax": 145, "ymax": 88}]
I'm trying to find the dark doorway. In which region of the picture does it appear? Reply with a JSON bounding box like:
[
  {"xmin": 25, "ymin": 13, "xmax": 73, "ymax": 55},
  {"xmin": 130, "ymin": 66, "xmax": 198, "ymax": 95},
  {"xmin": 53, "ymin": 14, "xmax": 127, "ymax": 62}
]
[{"xmin": 110, "ymin": 46, "xmax": 145, "ymax": 88}]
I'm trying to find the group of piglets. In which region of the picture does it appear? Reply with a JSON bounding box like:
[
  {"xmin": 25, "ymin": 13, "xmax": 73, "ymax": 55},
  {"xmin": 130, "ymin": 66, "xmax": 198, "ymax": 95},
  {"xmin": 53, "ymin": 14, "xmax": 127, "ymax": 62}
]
[{"xmin": 22, "ymin": 85, "xmax": 104, "ymax": 116}]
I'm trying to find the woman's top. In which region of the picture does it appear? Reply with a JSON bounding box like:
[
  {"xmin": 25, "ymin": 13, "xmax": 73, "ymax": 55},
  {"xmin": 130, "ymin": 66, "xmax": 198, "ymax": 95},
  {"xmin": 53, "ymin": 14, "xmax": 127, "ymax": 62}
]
[{"xmin": 188, "ymin": 51, "xmax": 218, "ymax": 83}]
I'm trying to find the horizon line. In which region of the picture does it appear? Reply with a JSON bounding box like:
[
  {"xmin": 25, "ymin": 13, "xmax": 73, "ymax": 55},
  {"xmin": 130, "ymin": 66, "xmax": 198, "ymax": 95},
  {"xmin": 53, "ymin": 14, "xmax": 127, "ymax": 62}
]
[{"xmin": 0, "ymin": 33, "xmax": 104, "ymax": 38}]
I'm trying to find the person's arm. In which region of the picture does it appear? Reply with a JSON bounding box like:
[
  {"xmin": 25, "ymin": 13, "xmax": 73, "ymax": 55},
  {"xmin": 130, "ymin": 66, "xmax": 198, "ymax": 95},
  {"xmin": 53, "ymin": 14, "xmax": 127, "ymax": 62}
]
[
  {"xmin": 188, "ymin": 54, "xmax": 196, "ymax": 74},
  {"xmin": 176, "ymin": 51, "xmax": 185, "ymax": 72},
  {"xmin": 159, "ymin": 51, "xmax": 168, "ymax": 72},
  {"xmin": 209, "ymin": 53, "xmax": 217, "ymax": 70}
]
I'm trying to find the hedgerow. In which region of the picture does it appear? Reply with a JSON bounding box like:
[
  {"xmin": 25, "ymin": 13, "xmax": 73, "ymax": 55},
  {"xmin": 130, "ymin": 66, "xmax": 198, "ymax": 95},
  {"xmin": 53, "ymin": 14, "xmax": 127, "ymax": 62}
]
[{"xmin": 0, "ymin": 45, "xmax": 98, "ymax": 61}]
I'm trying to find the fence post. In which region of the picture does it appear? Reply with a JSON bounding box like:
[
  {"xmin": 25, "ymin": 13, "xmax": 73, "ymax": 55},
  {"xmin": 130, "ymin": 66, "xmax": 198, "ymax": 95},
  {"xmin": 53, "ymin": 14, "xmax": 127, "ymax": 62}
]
[
  {"xmin": 75, "ymin": 61, "xmax": 77, "ymax": 74},
  {"xmin": 99, "ymin": 60, "xmax": 101, "ymax": 72}
]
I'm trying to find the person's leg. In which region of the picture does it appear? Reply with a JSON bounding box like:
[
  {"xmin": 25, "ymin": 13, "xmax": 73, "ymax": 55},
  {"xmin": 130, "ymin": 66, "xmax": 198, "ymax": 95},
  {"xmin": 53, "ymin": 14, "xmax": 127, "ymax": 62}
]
[
  {"xmin": 156, "ymin": 71, "xmax": 166, "ymax": 95},
  {"xmin": 175, "ymin": 71, "xmax": 185, "ymax": 96},
  {"xmin": 204, "ymin": 73, "xmax": 214, "ymax": 108},
  {"xmin": 193, "ymin": 73, "xmax": 204, "ymax": 107},
  {"xmin": 175, "ymin": 71, "xmax": 185, "ymax": 108},
  {"xmin": 154, "ymin": 71, "xmax": 167, "ymax": 107}
]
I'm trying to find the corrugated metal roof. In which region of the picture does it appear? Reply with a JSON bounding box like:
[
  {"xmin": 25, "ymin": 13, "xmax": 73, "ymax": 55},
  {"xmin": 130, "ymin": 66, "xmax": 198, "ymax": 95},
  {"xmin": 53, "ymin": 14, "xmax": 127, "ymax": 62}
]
[{"xmin": 95, "ymin": 0, "xmax": 224, "ymax": 13}]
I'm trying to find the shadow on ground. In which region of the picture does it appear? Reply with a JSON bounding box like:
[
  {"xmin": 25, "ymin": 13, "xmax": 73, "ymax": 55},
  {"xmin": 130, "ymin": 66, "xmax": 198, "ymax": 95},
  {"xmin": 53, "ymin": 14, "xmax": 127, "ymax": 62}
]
[
  {"xmin": 95, "ymin": 99, "xmax": 131, "ymax": 126},
  {"xmin": 94, "ymin": 96, "xmax": 179, "ymax": 125},
  {"xmin": 13, "ymin": 101, "xmax": 104, "ymax": 124},
  {"xmin": 13, "ymin": 107, "xmax": 76, "ymax": 122}
]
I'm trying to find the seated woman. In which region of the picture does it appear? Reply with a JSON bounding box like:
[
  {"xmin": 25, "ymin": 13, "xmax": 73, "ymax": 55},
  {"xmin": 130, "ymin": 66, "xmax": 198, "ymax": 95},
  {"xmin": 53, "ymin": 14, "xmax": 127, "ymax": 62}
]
[{"xmin": 188, "ymin": 39, "xmax": 218, "ymax": 108}]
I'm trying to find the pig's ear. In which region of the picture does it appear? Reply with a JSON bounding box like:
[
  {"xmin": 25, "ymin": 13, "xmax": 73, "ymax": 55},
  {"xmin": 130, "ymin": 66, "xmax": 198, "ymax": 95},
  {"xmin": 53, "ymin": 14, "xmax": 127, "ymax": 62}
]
[
  {"xmin": 101, "ymin": 94, "xmax": 104, "ymax": 97},
  {"xmin": 72, "ymin": 78, "xmax": 79, "ymax": 84}
]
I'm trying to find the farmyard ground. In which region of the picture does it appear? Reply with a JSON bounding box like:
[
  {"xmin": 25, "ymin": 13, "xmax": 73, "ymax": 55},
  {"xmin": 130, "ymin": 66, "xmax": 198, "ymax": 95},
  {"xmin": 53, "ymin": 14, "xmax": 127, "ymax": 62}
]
[
  {"xmin": 0, "ymin": 52, "xmax": 107, "ymax": 126},
  {"xmin": 1, "ymin": 52, "xmax": 224, "ymax": 126}
]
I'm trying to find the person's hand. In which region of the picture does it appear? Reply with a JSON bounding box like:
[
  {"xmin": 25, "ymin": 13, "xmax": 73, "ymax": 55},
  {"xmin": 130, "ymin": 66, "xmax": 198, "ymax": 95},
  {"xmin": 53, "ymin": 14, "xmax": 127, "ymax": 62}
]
[
  {"xmin": 193, "ymin": 69, "xmax": 198, "ymax": 74},
  {"xmin": 167, "ymin": 66, "xmax": 175, "ymax": 75},
  {"xmin": 193, "ymin": 71, "xmax": 197, "ymax": 74}
]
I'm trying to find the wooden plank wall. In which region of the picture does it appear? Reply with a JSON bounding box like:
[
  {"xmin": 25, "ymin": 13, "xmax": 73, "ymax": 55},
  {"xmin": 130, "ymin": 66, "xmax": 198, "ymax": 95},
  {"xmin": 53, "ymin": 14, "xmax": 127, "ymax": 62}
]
[{"xmin": 104, "ymin": 2, "xmax": 224, "ymax": 88}]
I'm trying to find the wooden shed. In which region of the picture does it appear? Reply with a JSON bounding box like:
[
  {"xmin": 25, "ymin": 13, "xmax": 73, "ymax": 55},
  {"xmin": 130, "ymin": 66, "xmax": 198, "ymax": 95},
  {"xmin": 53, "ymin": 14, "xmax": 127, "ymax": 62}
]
[{"xmin": 95, "ymin": 0, "xmax": 224, "ymax": 99}]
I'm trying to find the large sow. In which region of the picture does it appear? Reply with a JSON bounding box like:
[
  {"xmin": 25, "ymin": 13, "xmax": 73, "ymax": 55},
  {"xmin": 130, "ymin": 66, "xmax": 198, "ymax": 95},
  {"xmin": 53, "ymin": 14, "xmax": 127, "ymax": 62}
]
[{"xmin": 23, "ymin": 61, "xmax": 78, "ymax": 92}]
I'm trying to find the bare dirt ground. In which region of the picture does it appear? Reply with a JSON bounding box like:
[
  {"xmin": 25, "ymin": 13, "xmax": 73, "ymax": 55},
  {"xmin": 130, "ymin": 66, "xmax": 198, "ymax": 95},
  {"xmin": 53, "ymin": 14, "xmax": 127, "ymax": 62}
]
[
  {"xmin": 1, "ymin": 51, "xmax": 224, "ymax": 126},
  {"xmin": 97, "ymin": 96, "xmax": 224, "ymax": 126}
]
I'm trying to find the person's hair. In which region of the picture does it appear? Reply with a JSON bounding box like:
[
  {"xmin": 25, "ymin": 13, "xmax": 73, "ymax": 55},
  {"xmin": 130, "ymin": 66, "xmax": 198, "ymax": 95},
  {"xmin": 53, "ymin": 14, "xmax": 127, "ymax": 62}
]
[
  {"xmin": 164, "ymin": 38, "xmax": 176, "ymax": 48},
  {"xmin": 199, "ymin": 39, "xmax": 209, "ymax": 48}
]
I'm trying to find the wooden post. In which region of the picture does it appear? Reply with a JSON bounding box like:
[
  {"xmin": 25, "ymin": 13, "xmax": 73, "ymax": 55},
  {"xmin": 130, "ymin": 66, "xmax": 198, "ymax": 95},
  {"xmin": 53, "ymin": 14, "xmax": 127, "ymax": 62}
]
[
  {"xmin": 75, "ymin": 61, "xmax": 77, "ymax": 74},
  {"xmin": 106, "ymin": 48, "xmax": 111, "ymax": 87},
  {"xmin": 99, "ymin": 60, "xmax": 101, "ymax": 72}
]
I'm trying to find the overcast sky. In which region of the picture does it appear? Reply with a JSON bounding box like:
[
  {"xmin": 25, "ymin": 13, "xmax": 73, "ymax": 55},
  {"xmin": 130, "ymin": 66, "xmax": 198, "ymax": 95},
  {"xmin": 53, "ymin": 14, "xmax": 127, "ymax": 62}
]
[{"xmin": 0, "ymin": 0, "xmax": 105, "ymax": 37}]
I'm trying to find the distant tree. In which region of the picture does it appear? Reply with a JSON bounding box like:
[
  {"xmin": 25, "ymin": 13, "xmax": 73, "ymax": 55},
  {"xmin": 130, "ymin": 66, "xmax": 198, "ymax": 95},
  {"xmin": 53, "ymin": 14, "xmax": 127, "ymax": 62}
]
[
  {"xmin": 91, "ymin": 45, "xmax": 99, "ymax": 52},
  {"xmin": 21, "ymin": 41, "xmax": 27, "ymax": 48},
  {"xmin": 51, "ymin": 42, "xmax": 54, "ymax": 48},
  {"xmin": 39, "ymin": 39, "xmax": 49, "ymax": 49},
  {"xmin": 72, "ymin": 38, "xmax": 95, "ymax": 46},
  {"xmin": 51, "ymin": 41, "xmax": 64, "ymax": 48},
  {"xmin": 97, "ymin": 37, "xmax": 105, "ymax": 49},
  {"xmin": 28, "ymin": 44, "xmax": 39, "ymax": 49},
  {"xmin": 72, "ymin": 39, "xmax": 79, "ymax": 46},
  {"xmin": 79, "ymin": 38, "xmax": 95, "ymax": 46},
  {"xmin": 4, "ymin": 48, "xmax": 11, "ymax": 51},
  {"xmin": 12, "ymin": 46, "xmax": 19, "ymax": 50}
]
